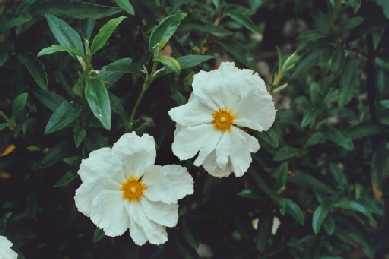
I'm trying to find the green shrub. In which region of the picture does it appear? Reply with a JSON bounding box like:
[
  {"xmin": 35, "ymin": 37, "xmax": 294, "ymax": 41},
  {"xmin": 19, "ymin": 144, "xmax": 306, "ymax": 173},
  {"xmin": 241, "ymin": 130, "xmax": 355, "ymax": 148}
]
[{"xmin": 0, "ymin": 0, "xmax": 388, "ymax": 258}]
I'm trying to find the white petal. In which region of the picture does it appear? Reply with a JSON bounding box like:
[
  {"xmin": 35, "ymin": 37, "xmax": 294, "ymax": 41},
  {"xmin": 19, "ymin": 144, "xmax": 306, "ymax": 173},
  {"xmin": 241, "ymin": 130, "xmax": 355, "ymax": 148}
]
[
  {"xmin": 172, "ymin": 124, "xmax": 221, "ymax": 161},
  {"xmin": 74, "ymin": 179, "xmax": 128, "ymax": 237},
  {"xmin": 128, "ymin": 211, "xmax": 147, "ymax": 246},
  {"xmin": 74, "ymin": 178, "xmax": 119, "ymax": 215},
  {"xmin": 143, "ymin": 165, "xmax": 193, "ymax": 204},
  {"xmin": 78, "ymin": 147, "xmax": 123, "ymax": 183},
  {"xmin": 90, "ymin": 190, "xmax": 129, "ymax": 237},
  {"xmin": 128, "ymin": 203, "xmax": 168, "ymax": 245},
  {"xmin": 168, "ymin": 94, "xmax": 213, "ymax": 127},
  {"xmin": 0, "ymin": 236, "xmax": 17, "ymax": 259},
  {"xmin": 140, "ymin": 198, "xmax": 178, "ymax": 227},
  {"xmin": 235, "ymin": 91, "xmax": 276, "ymax": 131},
  {"xmin": 216, "ymin": 127, "xmax": 260, "ymax": 177},
  {"xmin": 192, "ymin": 62, "xmax": 268, "ymax": 112},
  {"xmin": 112, "ymin": 132, "xmax": 156, "ymax": 178},
  {"xmin": 202, "ymin": 151, "xmax": 233, "ymax": 178}
]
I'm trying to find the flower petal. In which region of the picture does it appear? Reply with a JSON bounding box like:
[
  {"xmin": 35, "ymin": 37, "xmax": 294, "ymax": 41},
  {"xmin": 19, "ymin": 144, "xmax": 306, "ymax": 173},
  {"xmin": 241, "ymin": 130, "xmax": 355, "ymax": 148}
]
[
  {"xmin": 74, "ymin": 179, "xmax": 118, "ymax": 216},
  {"xmin": 78, "ymin": 147, "xmax": 123, "ymax": 183},
  {"xmin": 202, "ymin": 151, "xmax": 233, "ymax": 178},
  {"xmin": 216, "ymin": 127, "xmax": 260, "ymax": 177},
  {"xmin": 172, "ymin": 124, "xmax": 221, "ymax": 161},
  {"xmin": 140, "ymin": 198, "xmax": 178, "ymax": 227},
  {"xmin": 143, "ymin": 165, "xmax": 193, "ymax": 204},
  {"xmin": 235, "ymin": 91, "xmax": 276, "ymax": 131},
  {"xmin": 112, "ymin": 132, "xmax": 156, "ymax": 178},
  {"xmin": 90, "ymin": 191, "xmax": 129, "ymax": 237},
  {"xmin": 128, "ymin": 203, "xmax": 168, "ymax": 245},
  {"xmin": 127, "ymin": 208, "xmax": 147, "ymax": 246},
  {"xmin": 0, "ymin": 236, "xmax": 17, "ymax": 259},
  {"xmin": 74, "ymin": 179, "xmax": 128, "ymax": 237},
  {"xmin": 168, "ymin": 95, "xmax": 213, "ymax": 127}
]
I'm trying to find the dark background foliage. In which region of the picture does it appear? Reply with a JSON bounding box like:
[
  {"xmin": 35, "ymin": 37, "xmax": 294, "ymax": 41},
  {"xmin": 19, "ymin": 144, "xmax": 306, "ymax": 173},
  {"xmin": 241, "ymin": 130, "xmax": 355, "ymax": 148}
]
[{"xmin": 1, "ymin": 0, "xmax": 389, "ymax": 258}]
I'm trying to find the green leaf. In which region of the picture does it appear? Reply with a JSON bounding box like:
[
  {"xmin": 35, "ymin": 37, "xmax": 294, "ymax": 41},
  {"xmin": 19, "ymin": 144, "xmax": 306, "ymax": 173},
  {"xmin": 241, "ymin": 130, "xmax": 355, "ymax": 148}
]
[
  {"xmin": 98, "ymin": 57, "xmax": 134, "ymax": 85},
  {"xmin": 45, "ymin": 101, "xmax": 81, "ymax": 134},
  {"xmin": 237, "ymin": 189, "xmax": 261, "ymax": 199},
  {"xmin": 274, "ymin": 146, "xmax": 301, "ymax": 161},
  {"xmin": 33, "ymin": 88, "xmax": 65, "ymax": 112},
  {"xmin": 36, "ymin": 2, "xmax": 121, "ymax": 19},
  {"xmin": 339, "ymin": 59, "xmax": 359, "ymax": 106},
  {"xmin": 374, "ymin": 0, "xmax": 389, "ymax": 18},
  {"xmin": 91, "ymin": 16, "xmax": 126, "ymax": 54},
  {"xmin": 326, "ymin": 129, "xmax": 354, "ymax": 151},
  {"xmin": 12, "ymin": 93, "xmax": 28, "ymax": 116},
  {"xmin": 73, "ymin": 122, "xmax": 87, "ymax": 148},
  {"xmin": 45, "ymin": 14, "xmax": 84, "ymax": 56},
  {"xmin": 155, "ymin": 55, "xmax": 181, "ymax": 73},
  {"xmin": 53, "ymin": 171, "xmax": 78, "ymax": 188},
  {"xmin": 93, "ymin": 228, "xmax": 105, "ymax": 242},
  {"xmin": 84, "ymin": 78, "xmax": 111, "ymax": 130},
  {"xmin": 334, "ymin": 200, "xmax": 371, "ymax": 217},
  {"xmin": 0, "ymin": 15, "xmax": 32, "ymax": 33},
  {"xmin": 225, "ymin": 10, "xmax": 259, "ymax": 33},
  {"xmin": 37, "ymin": 44, "xmax": 77, "ymax": 57},
  {"xmin": 274, "ymin": 163, "xmax": 288, "ymax": 193},
  {"xmin": 281, "ymin": 198, "xmax": 305, "ymax": 225},
  {"xmin": 114, "ymin": 0, "xmax": 135, "ymax": 15},
  {"xmin": 177, "ymin": 54, "xmax": 214, "ymax": 69},
  {"xmin": 312, "ymin": 204, "xmax": 329, "ymax": 234},
  {"xmin": 149, "ymin": 12, "xmax": 187, "ymax": 51},
  {"xmin": 17, "ymin": 54, "xmax": 48, "ymax": 90}
]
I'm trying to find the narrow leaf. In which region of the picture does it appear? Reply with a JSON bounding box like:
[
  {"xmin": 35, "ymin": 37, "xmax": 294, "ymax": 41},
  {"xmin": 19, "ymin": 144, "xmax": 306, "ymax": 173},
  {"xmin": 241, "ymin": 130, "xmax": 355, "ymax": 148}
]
[
  {"xmin": 91, "ymin": 16, "xmax": 126, "ymax": 54},
  {"xmin": 114, "ymin": 0, "xmax": 135, "ymax": 15},
  {"xmin": 312, "ymin": 205, "xmax": 329, "ymax": 234},
  {"xmin": 177, "ymin": 54, "xmax": 214, "ymax": 69},
  {"xmin": 17, "ymin": 54, "xmax": 48, "ymax": 89},
  {"xmin": 84, "ymin": 78, "xmax": 111, "ymax": 130},
  {"xmin": 149, "ymin": 12, "xmax": 187, "ymax": 51},
  {"xmin": 46, "ymin": 14, "xmax": 84, "ymax": 56},
  {"xmin": 155, "ymin": 55, "xmax": 181, "ymax": 73},
  {"xmin": 45, "ymin": 101, "xmax": 81, "ymax": 134},
  {"xmin": 225, "ymin": 10, "xmax": 259, "ymax": 33}
]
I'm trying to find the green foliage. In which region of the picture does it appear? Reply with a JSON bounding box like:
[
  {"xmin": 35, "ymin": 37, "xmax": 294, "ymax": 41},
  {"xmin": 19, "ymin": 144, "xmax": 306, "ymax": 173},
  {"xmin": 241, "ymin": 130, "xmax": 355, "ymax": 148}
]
[{"xmin": 0, "ymin": 0, "xmax": 388, "ymax": 258}]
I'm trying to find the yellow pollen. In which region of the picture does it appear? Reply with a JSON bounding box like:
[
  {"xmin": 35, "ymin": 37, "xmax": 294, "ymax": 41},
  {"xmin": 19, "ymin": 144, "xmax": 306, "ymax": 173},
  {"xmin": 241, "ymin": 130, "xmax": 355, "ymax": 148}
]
[
  {"xmin": 121, "ymin": 177, "xmax": 145, "ymax": 202},
  {"xmin": 212, "ymin": 108, "xmax": 236, "ymax": 132}
]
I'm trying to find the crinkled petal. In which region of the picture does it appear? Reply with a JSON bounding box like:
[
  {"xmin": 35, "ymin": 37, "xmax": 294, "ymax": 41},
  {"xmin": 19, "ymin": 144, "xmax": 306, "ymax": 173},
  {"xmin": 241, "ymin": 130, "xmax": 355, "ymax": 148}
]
[
  {"xmin": 0, "ymin": 236, "xmax": 17, "ymax": 259},
  {"xmin": 143, "ymin": 165, "xmax": 193, "ymax": 204},
  {"xmin": 192, "ymin": 62, "xmax": 268, "ymax": 112},
  {"xmin": 112, "ymin": 132, "xmax": 156, "ymax": 178},
  {"xmin": 172, "ymin": 124, "xmax": 222, "ymax": 161},
  {"xmin": 128, "ymin": 203, "xmax": 168, "ymax": 245},
  {"xmin": 89, "ymin": 190, "xmax": 129, "ymax": 237},
  {"xmin": 235, "ymin": 91, "xmax": 276, "ymax": 131},
  {"xmin": 74, "ymin": 178, "xmax": 119, "ymax": 215},
  {"xmin": 74, "ymin": 179, "xmax": 128, "ymax": 237},
  {"xmin": 216, "ymin": 127, "xmax": 260, "ymax": 177},
  {"xmin": 202, "ymin": 151, "xmax": 233, "ymax": 178},
  {"xmin": 127, "ymin": 205, "xmax": 147, "ymax": 246},
  {"xmin": 168, "ymin": 95, "xmax": 213, "ymax": 127},
  {"xmin": 140, "ymin": 198, "xmax": 178, "ymax": 227},
  {"xmin": 78, "ymin": 147, "xmax": 124, "ymax": 183}
]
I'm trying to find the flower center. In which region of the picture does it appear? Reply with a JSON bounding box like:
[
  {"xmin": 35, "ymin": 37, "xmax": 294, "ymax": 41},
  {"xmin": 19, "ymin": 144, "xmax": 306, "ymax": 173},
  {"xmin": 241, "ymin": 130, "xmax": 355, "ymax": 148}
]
[
  {"xmin": 121, "ymin": 177, "xmax": 145, "ymax": 202},
  {"xmin": 212, "ymin": 108, "xmax": 236, "ymax": 132}
]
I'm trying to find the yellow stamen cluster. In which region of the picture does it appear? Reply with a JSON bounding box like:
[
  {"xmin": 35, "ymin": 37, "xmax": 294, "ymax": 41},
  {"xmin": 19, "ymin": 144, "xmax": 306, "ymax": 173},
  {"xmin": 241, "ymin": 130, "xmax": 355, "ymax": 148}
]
[
  {"xmin": 212, "ymin": 108, "xmax": 236, "ymax": 132},
  {"xmin": 121, "ymin": 177, "xmax": 145, "ymax": 203}
]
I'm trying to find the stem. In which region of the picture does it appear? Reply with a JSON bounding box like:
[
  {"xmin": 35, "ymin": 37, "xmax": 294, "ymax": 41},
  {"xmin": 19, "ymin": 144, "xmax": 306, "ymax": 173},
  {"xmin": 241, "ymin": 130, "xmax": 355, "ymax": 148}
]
[{"xmin": 128, "ymin": 63, "xmax": 157, "ymax": 128}]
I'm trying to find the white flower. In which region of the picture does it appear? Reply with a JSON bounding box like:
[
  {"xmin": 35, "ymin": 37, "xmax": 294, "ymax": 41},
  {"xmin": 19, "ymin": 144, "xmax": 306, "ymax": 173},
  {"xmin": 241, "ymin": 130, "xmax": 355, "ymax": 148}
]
[
  {"xmin": 0, "ymin": 235, "xmax": 18, "ymax": 259},
  {"xmin": 74, "ymin": 132, "xmax": 193, "ymax": 246},
  {"xmin": 272, "ymin": 217, "xmax": 281, "ymax": 234},
  {"xmin": 169, "ymin": 62, "xmax": 276, "ymax": 177}
]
